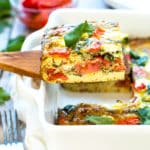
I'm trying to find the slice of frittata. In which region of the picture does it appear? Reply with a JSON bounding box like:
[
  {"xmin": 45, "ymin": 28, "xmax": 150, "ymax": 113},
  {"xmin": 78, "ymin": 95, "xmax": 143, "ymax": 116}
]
[{"xmin": 41, "ymin": 20, "xmax": 127, "ymax": 83}]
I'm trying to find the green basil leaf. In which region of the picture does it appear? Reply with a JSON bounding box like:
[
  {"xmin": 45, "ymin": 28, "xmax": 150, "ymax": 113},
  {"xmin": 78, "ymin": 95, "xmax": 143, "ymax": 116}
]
[
  {"xmin": 0, "ymin": 87, "xmax": 10, "ymax": 105},
  {"xmin": 0, "ymin": 0, "xmax": 11, "ymax": 10},
  {"xmin": 85, "ymin": 115, "xmax": 114, "ymax": 125},
  {"xmin": 2, "ymin": 35, "xmax": 26, "ymax": 52},
  {"xmin": 64, "ymin": 21, "xmax": 94, "ymax": 48}
]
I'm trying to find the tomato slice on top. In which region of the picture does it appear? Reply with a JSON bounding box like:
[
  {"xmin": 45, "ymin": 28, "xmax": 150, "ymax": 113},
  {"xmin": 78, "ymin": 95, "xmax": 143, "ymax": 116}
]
[
  {"xmin": 87, "ymin": 41, "xmax": 101, "ymax": 53},
  {"xmin": 49, "ymin": 48, "xmax": 70, "ymax": 58},
  {"xmin": 92, "ymin": 28, "xmax": 105, "ymax": 38}
]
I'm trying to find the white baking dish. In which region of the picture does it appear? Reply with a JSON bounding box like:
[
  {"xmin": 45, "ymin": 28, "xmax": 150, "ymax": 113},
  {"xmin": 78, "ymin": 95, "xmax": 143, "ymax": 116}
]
[{"xmin": 20, "ymin": 9, "xmax": 150, "ymax": 150}]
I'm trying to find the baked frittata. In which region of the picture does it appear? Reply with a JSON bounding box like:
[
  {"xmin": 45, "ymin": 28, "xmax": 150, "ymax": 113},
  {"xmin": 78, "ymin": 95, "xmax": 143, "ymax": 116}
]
[{"xmin": 41, "ymin": 21, "xmax": 127, "ymax": 83}]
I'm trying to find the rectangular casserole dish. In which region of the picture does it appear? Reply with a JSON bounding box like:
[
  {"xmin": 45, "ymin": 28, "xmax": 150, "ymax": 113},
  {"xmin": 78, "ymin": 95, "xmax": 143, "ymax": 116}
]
[{"xmin": 21, "ymin": 9, "xmax": 150, "ymax": 150}]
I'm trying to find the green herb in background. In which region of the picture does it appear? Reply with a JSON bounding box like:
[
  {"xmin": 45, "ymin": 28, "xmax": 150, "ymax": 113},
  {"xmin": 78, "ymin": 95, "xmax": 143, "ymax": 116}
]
[
  {"xmin": 64, "ymin": 21, "xmax": 94, "ymax": 48},
  {"xmin": 85, "ymin": 115, "xmax": 115, "ymax": 125},
  {"xmin": 0, "ymin": 20, "xmax": 11, "ymax": 33},
  {"xmin": 2, "ymin": 35, "xmax": 26, "ymax": 52},
  {"xmin": 0, "ymin": 0, "xmax": 11, "ymax": 10},
  {"xmin": 137, "ymin": 106, "xmax": 150, "ymax": 125},
  {"xmin": 0, "ymin": 0, "xmax": 12, "ymax": 33},
  {"xmin": 0, "ymin": 87, "xmax": 10, "ymax": 105}
]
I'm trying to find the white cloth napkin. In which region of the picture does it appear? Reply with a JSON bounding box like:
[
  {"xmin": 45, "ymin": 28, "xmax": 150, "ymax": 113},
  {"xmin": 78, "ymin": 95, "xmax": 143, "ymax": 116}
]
[
  {"xmin": 0, "ymin": 143, "xmax": 24, "ymax": 150},
  {"xmin": 10, "ymin": 76, "xmax": 47, "ymax": 150}
]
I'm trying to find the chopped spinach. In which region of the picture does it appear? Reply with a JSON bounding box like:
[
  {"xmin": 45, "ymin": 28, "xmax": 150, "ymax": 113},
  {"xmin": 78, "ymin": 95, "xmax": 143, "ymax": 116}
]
[
  {"xmin": 129, "ymin": 50, "xmax": 140, "ymax": 59},
  {"xmin": 85, "ymin": 115, "xmax": 114, "ymax": 125},
  {"xmin": 137, "ymin": 107, "xmax": 150, "ymax": 125},
  {"xmin": 63, "ymin": 105, "xmax": 75, "ymax": 113},
  {"xmin": 134, "ymin": 56, "xmax": 148, "ymax": 66},
  {"xmin": 146, "ymin": 85, "xmax": 150, "ymax": 95},
  {"xmin": 104, "ymin": 53, "xmax": 114, "ymax": 61},
  {"xmin": 64, "ymin": 21, "xmax": 94, "ymax": 48}
]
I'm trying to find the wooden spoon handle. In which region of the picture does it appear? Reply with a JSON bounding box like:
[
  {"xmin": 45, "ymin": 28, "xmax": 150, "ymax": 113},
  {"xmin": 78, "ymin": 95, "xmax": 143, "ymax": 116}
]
[{"xmin": 0, "ymin": 51, "xmax": 42, "ymax": 78}]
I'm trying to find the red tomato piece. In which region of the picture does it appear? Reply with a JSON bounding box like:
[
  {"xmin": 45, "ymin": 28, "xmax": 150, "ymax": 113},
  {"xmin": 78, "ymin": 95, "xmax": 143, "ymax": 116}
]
[
  {"xmin": 49, "ymin": 48, "xmax": 70, "ymax": 58},
  {"xmin": 132, "ymin": 83, "xmax": 146, "ymax": 92},
  {"xmin": 102, "ymin": 59, "xmax": 111, "ymax": 69},
  {"xmin": 87, "ymin": 41, "xmax": 101, "ymax": 53},
  {"xmin": 38, "ymin": 0, "xmax": 71, "ymax": 8},
  {"xmin": 113, "ymin": 64, "xmax": 126, "ymax": 71},
  {"xmin": 116, "ymin": 115, "xmax": 140, "ymax": 125},
  {"xmin": 47, "ymin": 68, "xmax": 68, "ymax": 81},
  {"xmin": 75, "ymin": 58, "xmax": 101, "ymax": 75},
  {"xmin": 92, "ymin": 28, "xmax": 105, "ymax": 38},
  {"xmin": 22, "ymin": 0, "xmax": 38, "ymax": 8}
]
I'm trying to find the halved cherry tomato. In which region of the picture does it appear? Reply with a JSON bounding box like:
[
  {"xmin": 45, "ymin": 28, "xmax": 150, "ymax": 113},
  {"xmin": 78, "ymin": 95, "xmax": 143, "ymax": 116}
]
[
  {"xmin": 38, "ymin": 0, "xmax": 71, "ymax": 8},
  {"xmin": 116, "ymin": 115, "xmax": 140, "ymax": 125},
  {"xmin": 49, "ymin": 48, "xmax": 70, "ymax": 58},
  {"xmin": 22, "ymin": 0, "xmax": 38, "ymax": 8},
  {"xmin": 87, "ymin": 41, "xmax": 101, "ymax": 53},
  {"xmin": 92, "ymin": 28, "xmax": 105, "ymax": 38},
  {"xmin": 75, "ymin": 58, "xmax": 102, "ymax": 75},
  {"xmin": 47, "ymin": 68, "xmax": 68, "ymax": 81},
  {"xmin": 132, "ymin": 83, "xmax": 146, "ymax": 92}
]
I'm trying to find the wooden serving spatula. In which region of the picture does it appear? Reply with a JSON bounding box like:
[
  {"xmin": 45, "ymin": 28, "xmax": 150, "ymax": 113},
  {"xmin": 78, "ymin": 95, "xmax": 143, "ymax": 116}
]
[{"xmin": 0, "ymin": 51, "xmax": 42, "ymax": 78}]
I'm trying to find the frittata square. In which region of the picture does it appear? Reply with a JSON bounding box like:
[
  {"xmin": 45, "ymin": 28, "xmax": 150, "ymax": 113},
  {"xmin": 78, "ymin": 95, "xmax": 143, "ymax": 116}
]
[{"xmin": 41, "ymin": 21, "xmax": 127, "ymax": 83}]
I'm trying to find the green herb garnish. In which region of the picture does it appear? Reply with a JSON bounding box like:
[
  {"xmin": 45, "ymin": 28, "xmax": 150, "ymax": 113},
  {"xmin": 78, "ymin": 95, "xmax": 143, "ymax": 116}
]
[
  {"xmin": 64, "ymin": 21, "xmax": 94, "ymax": 48},
  {"xmin": 137, "ymin": 106, "xmax": 150, "ymax": 125},
  {"xmin": 85, "ymin": 115, "xmax": 114, "ymax": 125},
  {"xmin": 2, "ymin": 35, "xmax": 26, "ymax": 52},
  {"xmin": 0, "ymin": 87, "xmax": 10, "ymax": 105}
]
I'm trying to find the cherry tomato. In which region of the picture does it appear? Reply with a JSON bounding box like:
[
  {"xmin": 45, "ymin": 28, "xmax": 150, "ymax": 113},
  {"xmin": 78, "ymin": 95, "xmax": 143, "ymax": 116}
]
[
  {"xmin": 38, "ymin": 0, "xmax": 71, "ymax": 8},
  {"xmin": 75, "ymin": 58, "xmax": 102, "ymax": 75},
  {"xmin": 47, "ymin": 68, "xmax": 68, "ymax": 81},
  {"xmin": 87, "ymin": 41, "xmax": 101, "ymax": 53},
  {"xmin": 132, "ymin": 83, "xmax": 146, "ymax": 92},
  {"xmin": 116, "ymin": 115, "xmax": 140, "ymax": 125},
  {"xmin": 49, "ymin": 48, "xmax": 70, "ymax": 58},
  {"xmin": 20, "ymin": 10, "xmax": 49, "ymax": 29},
  {"xmin": 22, "ymin": 0, "xmax": 38, "ymax": 8}
]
